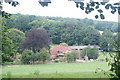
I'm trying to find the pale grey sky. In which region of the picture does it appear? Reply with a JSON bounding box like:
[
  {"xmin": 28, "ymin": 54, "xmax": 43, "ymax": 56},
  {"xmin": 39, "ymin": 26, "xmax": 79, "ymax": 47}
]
[{"xmin": 3, "ymin": 0, "xmax": 119, "ymax": 22}]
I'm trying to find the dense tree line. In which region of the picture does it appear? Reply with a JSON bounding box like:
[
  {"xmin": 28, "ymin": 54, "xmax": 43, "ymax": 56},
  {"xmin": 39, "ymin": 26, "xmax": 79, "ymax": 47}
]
[
  {"xmin": 5, "ymin": 14, "xmax": 118, "ymax": 32},
  {"xmin": 1, "ymin": 14, "xmax": 117, "ymax": 49},
  {"xmin": 4, "ymin": 14, "xmax": 117, "ymax": 47}
]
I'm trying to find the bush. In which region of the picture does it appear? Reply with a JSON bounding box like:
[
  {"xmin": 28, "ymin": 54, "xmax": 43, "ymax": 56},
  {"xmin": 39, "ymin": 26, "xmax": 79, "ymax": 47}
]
[
  {"xmin": 71, "ymin": 50, "xmax": 80, "ymax": 59},
  {"xmin": 21, "ymin": 49, "xmax": 34, "ymax": 64},
  {"xmin": 4, "ymin": 62, "xmax": 14, "ymax": 65},
  {"xmin": 81, "ymin": 46, "xmax": 99, "ymax": 59},
  {"xmin": 37, "ymin": 48, "xmax": 50, "ymax": 63},
  {"xmin": 65, "ymin": 53, "xmax": 76, "ymax": 63},
  {"xmin": 13, "ymin": 60, "xmax": 22, "ymax": 65},
  {"xmin": 21, "ymin": 48, "xmax": 50, "ymax": 64},
  {"xmin": 59, "ymin": 57, "xmax": 65, "ymax": 62},
  {"xmin": 54, "ymin": 59, "xmax": 59, "ymax": 63}
]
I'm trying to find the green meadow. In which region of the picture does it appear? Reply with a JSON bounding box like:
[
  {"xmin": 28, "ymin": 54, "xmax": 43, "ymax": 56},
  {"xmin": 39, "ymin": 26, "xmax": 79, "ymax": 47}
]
[{"xmin": 2, "ymin": 61, "xmax": 111, "ymax": 78}]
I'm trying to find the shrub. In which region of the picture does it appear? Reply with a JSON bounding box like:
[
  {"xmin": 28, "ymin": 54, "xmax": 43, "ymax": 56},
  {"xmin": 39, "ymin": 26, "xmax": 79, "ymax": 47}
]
[
  {"xmin": 21, "ymin": 49, "xmax": 34, "ymax": 64},
  {"xmin": 65, "ymin": 53, "xmax": 76, "ymax": 63},
  {"xmin": 4, "ymin": 62, "xmax": 14, "ymax": 65},
  {"xmin": 71, "ymin": 50, "xmax": 80, "ymax": 59},
  {"xmin": 37, "ymin": 48, "xmax": 50, "ymax": 63},
  {"xmin": 54, "ymin": 59, "xmax": 59, "ymax": 63},
  {"xmin": 13, "ymin": 60, "xmax": 22, "ymax": 65},
  {"xmin": 59, "ymin": 57, "xmax": 65, "ymax": 62}
]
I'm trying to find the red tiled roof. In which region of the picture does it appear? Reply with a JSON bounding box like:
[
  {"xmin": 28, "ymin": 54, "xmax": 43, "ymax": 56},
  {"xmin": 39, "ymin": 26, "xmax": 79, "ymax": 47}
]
[{"xmin": 50, "ymin": 46, "xmax": 72, "ymax": 55}]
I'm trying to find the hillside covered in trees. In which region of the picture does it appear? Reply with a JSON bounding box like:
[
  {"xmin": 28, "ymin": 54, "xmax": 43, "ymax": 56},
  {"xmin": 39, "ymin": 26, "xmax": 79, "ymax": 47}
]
[
  {"xmin": 5, "ymin": 14, "xmax": 118, "ymax": 32},
  {"xmin": 4, "ymin": 14, "xmax": 118, "ymax": 47}
]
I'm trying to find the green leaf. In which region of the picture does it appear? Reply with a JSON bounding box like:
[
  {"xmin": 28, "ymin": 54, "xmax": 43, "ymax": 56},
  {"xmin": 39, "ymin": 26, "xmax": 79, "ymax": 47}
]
[
  {"xmin": 95, "ymin": 15, "xmax": 98, "ymax": 19},
  {"xmin": 100, "ymin": 14, "xmax": 105, "ymax": 19},
  {"xmin": 98, "ymin": 9, "xmax": 103, "ymax": 13}
]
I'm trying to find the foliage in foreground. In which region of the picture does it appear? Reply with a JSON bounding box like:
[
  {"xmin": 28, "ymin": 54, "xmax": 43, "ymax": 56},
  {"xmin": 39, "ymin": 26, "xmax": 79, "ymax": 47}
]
[
  {"xmin": 108, "ymin": 34, "xmax": 120, "ymax": 79},
  {"xmin": 3, "ymin": 0, "xmax": 120, "ymax": 19}
]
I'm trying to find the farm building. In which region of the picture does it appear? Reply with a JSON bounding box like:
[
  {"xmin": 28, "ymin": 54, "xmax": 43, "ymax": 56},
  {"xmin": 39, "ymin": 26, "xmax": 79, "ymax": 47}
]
[
  {"xmin": 50, "ymin": 46, "xmax": 72, "ymax": 59},
  {"xmin": 69, "ymin": 46, "xmax": 100, "ymax": 50},
  {"xmin": 50, "ymin": 45, "xmax": 100, "ymax": 60}
]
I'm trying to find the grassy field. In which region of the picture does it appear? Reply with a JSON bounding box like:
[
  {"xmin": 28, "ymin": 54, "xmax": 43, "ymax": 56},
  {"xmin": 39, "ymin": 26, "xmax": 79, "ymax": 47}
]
[
  {"xmin": 2, "ymin": 61, "xmax": 111, "ymax": 78},
  {"xmin": 1, "ymin": 53, "xmax": 112, "ymax": 78}
]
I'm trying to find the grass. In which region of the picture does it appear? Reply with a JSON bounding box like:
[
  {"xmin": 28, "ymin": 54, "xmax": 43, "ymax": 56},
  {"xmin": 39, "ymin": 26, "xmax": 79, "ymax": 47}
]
[
  {"xmin": 3, "ymin": 72, "xmax": 110, "ymax": 78},
  {"xmin": 2, "ymin": 61, "xmax": 111, "ymax": 78},
  {"xmin": 1, "ymin": 52, "xmax": 113, "ymax": 78}
]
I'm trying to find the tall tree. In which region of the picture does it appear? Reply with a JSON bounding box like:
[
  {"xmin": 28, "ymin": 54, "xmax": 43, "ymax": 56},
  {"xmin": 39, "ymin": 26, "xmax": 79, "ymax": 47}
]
[
  {"xmin": 81, "ymin": 46, "xmax": 99, "ymax": 59},
  {"xmin": 100, "ymin": 30, "xmax": 114, "ymax": 51},
  {"xmin": 22, "ymin": 29, "xmax": 50, "ymax": 53},
  {"xmin": 7, "ymin": 28, "xmax": 25, "ymax": 53},
  {"xmin": 61, "ymin": 20, "xmax": 84, "ymax": 45},
  {"xmin": 1, "ymin": 26, "xmax": 16, "ymax": 63},
  {"xmin": 82, "ymin": 27, "xmax": 100, "ymax": 45}
]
